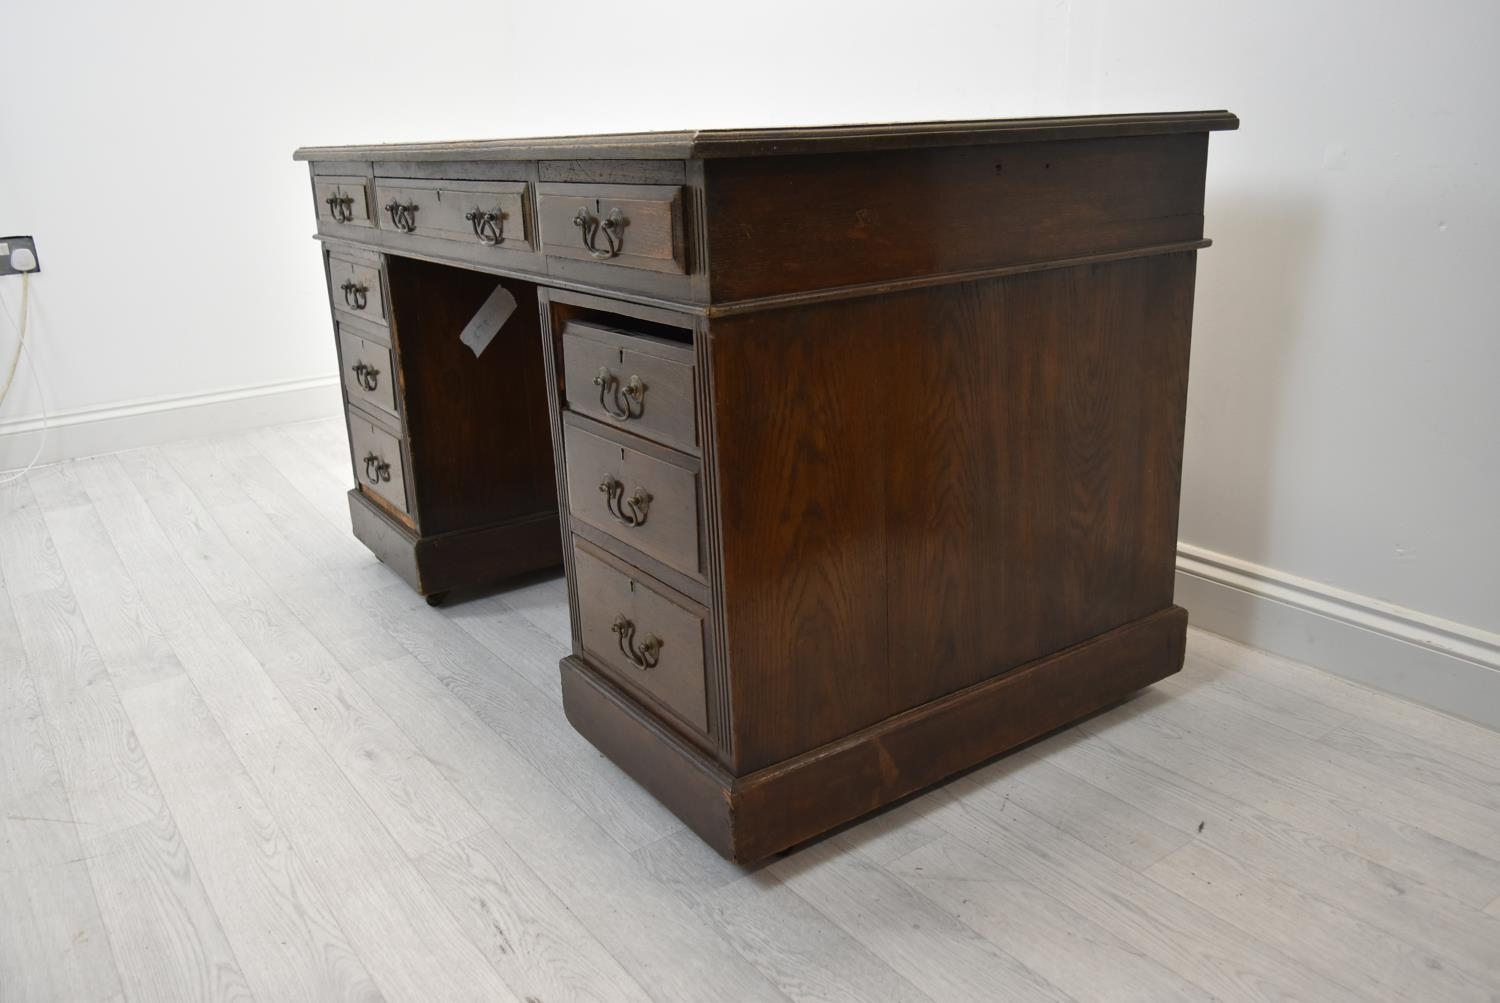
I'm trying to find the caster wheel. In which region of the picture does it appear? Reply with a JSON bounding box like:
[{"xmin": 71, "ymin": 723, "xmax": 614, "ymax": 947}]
[{"xmin": 425, "ymin": 591, "xmax": 450, "ymax": 608}]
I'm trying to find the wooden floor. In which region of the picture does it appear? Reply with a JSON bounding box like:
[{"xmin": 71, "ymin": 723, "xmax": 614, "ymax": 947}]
[{"xmin": 3, "ymin": 418, "xmax": 1499, "ymax": 1003}]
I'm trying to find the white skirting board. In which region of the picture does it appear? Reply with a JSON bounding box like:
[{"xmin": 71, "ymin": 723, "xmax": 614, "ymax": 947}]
[
  {"xmin": 1176, "ymin": 542, "xmax": 1500, "ymax": 732},
  {"xmin": 0, "ymin": 375, "xmax": 343, "ymax": 473}
]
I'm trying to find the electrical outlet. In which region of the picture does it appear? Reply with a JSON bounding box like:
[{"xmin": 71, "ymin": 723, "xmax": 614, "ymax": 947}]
[{"xmin": 0, "ymin": 236, "xmax": 40, "ymax": 276}]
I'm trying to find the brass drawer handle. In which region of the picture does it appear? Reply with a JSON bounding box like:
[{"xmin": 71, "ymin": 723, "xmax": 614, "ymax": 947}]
[
  {"xmin": 362, "ymin": 452, "xmax": 391, "ymax": 484},
  {"xmin": 384, "ymin": 199, "xmax": 419, "ymax": 233},
  {"xmin": 573, "ymin": 206, "xmax": 624, "ymax": 259},
  {"xmin": 611, "ymin": 614, "xmax": 661, "ymax": 669},
  {"xmin": 592, "ymin": 367, "xmax": 646, "ymax": 421},
  {"xmin": 351, "ymin": 361, "xmax": 380, "ymax": 392},
  {"xmin": 464, "ymin": 208, "xmax": 503, "ymax": 246},
  {"xmin": 599, "ymin": 475, "xmax": 651, "ymax": 527},
  {"xmin": 325, "ymin": 191, "xmax": 355, "ymax": 223},
  {"xmin": 340, "ymin": 280, "xmax": 369, "ymax": 311}
]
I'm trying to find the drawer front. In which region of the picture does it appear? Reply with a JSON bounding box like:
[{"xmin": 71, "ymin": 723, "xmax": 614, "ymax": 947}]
[
  {"xmin": 374, "ymin": 179, "xmax": 530, "ymax": 251},
  {"xmin": 348, "ymin": 409, "xmax": 409, "ymax": 516},
  {"xmin": 313, "ymin": 176, "xmax": 373, "ymax": 228},
  {"xmin": 561, "ymin": 323, "xmax": 697, "ymax": 453},
  {"xmin": 338, "ymin": 326, "xmax": 397, "ymax": 417},
  {"xmin": 538, "ymin": 184, "xmax": 686, "ymax": 274},
  {"xmin": 328, "ymin": 256, "xmax": 387, "ymax": 324},
  {"xmin": 564, "ymin": 423, "xmax": 700, "ymax": 579},
  {"xmin": 573, "ymin": 543, "xmax": 708, "ymax": 734}
]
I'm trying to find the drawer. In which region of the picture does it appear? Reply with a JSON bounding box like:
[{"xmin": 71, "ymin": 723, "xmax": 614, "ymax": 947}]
[
  {"xmin": 347, "ymin": 408, "xmax": 409, "ymax": 517},
  {"xmin": 313, "ymin": 176, "xmax": 373, "ymax": 229},
  {"xmin": 561, "ymin": 322, "xmax": 697, "ymax": 453},
  {"xmin": 564, "ymin": 421, "xmax": 700, "ymax": 579},
  {"xmin": 573, "ymin": 542, "xmax": 708, "ymax": 734},
  {"xmin": 374, "ymin": 179, "xmax": 530, "ymax": 251},
  {"xmin": 338, "ymin": 325, "xmax": 397, "ymax": 418},
  {"xmin": 328, "ymin": 255, "xmax": 386, "ymax": 324},
  {"xmin": 538, "ymin": 184, "xmax": 686, "ymax": 274}
]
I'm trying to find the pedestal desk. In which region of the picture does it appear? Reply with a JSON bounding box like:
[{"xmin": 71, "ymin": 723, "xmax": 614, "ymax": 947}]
[{"xmin": 294, "ymin": 112, "xmax": 1239, "ymax": 861}]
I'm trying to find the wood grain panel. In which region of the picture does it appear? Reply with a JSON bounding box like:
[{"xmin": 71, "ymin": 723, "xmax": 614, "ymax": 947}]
[
  {"xmin": 313, "ymin": 176, "xmax": 373, "ymax": 229},
  {"xmin": 708, "ymin": 301, "xmax": 897, "ymax": 770},
  {"xmin": 338, "ymin": 325, "xmax": 398, "ymax": 417},
  {"xmin": 563, "ymin": 419, "xmax": 702, "ymax": 579},
  {"xmin": 573, "ymin": 541, "xmax": 709, "ymax": 735},
  {"xmin": 539, "ymin": 159, "xmax": 687, "ymax": 185},
  {"xmin": 538, "ymin": 183, "xmax": 686, "ymax": 274},
  {"xmin": 885, "ymin": 253, "xmax": 1195, "ymax": 706},
  {"xmin": 561, "ymin": 322, "xmax": 698, "ymax": 454},
  {"xmin": 704, "ymin": 132, "xmax": 1207, "ymax": 300},
  {"xmin": 709, "ymin": 255, "xmax": 1195, "ymax": 770},
  {"xmin": 374, "ymin": 178, "xmax": 530, "ymax": 251},
  {"xmin": 328, "ymin": 255, "xmax": 386, "ymax": 325},
  {"xmin": 347, "ymin": 406, "xmax": 409, "ymax": 517}
]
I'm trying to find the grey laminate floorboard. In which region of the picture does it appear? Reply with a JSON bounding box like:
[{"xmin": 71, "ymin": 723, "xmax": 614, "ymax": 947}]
[
  {"xmin": 0, "ymin": 481, "xmax": 252, "ymax": 1003},
  {"xmin": 5, "ymin": 425, "xmax": 1500, "ymax": 1002},
  {"xmin": 1080, "ymin": 684, "xmax": 1500, "ymax": 909},
  {"xmin": 126, "ymin": 445, "xmax": 489, "ymax": 861},
  {"xmin": 356, "ymin": 583, "xmax": 683, "ymax": 854},
  {"xmin": 766, "ymin": 837, "xmax": 1075, "ymax": 1002},
  {"xmin": 632, "ymin": 827, "xmax": 932, "ymax": 1003},
  {"xmin": 888, "ymin": 835, "xmax": 1211, "ymax": 1002},
  {"xmin": 0, "ymin": 550, "xmax": 122, "ymax": 1003},
  {"xmin": 354, "ymin": 654, "xmax": 788, "ymax": 1003},
  {"xmin": 28, "ymin": 472, "xmax": 382, "ymax": 1003}
]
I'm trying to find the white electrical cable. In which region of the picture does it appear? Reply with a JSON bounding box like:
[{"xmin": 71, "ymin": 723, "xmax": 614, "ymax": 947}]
[
  {"xmin": 0, "ymin": 270, "xmax": 28, "ymax": 403},
  {"xmin": 0, "ymin": 271, "xmax": 48, "ymax": 486}
]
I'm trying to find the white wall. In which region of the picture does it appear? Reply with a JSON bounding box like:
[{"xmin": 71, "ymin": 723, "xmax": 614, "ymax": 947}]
[{"xmin": 2, "ymin": 0, "xmax": 1496, "ymax": 716}]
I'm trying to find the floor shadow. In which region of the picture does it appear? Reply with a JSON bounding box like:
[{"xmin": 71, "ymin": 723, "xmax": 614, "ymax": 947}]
[{"xmin": 427, "ymin": 564, "xmax": 567, "ymax": 608}]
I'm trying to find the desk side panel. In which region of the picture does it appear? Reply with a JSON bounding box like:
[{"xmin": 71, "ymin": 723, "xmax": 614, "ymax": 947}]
[{"xmin": 709, "ymin": 252, "xmax": 1197, "ymax": 772}]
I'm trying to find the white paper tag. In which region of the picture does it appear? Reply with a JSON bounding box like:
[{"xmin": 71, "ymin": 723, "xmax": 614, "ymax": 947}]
[{"xmin": 458, "ymin": 286, "xmax": 517, "ymax": 359}]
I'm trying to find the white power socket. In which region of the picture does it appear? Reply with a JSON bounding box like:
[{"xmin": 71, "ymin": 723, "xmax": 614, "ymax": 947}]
[{"xmin": 0, "ymin": 236, "xmax": 40, "ymax": 276}]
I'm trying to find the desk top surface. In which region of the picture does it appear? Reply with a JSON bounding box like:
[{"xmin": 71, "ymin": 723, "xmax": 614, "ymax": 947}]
[{"xmin": 294, "ymin": 110, "xmax": 1238, "ymax": 163}]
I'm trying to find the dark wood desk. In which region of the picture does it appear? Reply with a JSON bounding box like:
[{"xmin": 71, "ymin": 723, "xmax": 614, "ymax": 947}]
[{"xmin": 295, "ymin": 112, "xmax": 1238, "ymax": 861}]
